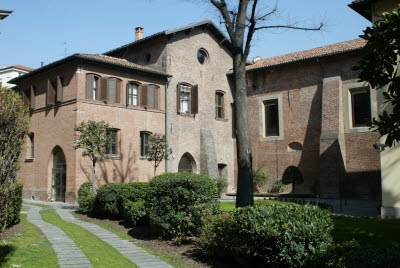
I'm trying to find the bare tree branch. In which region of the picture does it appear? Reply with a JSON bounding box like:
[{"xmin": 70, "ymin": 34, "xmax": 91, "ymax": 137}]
[
  {"xmin": 254, "ymin": 23, "xmax": 325, "ymax": 31},
  {"xmin": 244, "ymin": 0, "xmax": 258, "ymax": 60},
  {"xmin": 210, "ymin": 0, "xmax": 235, "ymax": 38}
]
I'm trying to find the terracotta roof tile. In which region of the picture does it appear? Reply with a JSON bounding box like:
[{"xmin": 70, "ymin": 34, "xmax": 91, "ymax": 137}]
[
  {"xmin": 10, "ymin": 65, "xmax": 35, "ymax": 71},
  {"xmin": 247, "ymin": 38, "xmax": 366, "ymax": 71},
  {"xmin": 76, "ymin": 54, "xmax": 169, "ymax": 76}
]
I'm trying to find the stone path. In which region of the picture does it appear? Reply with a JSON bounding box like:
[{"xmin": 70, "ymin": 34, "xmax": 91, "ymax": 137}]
[
  {"xmin": 24, "ymin": 204, "xmax": 93, "ymax": 268},
  {"xmin": 56, "ymin": 208, "xmax": 173, "ymax": 268}
]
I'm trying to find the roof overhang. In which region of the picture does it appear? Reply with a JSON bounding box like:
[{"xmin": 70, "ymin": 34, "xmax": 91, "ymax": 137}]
[
  {"xmin": 9, "ymin": 54, "xmax": 171, "ymax": 84},
  {"xmin": 0, "ymin": 9, "xmax": 13, "ymax": 20},
  {"xmin": 348, "ymin": 0, "xmax": 377, "ymax": 21}
]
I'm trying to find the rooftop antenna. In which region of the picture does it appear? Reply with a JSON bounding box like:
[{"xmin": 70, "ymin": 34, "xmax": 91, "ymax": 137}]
[{"xmin": 63, "ymin": 41, "xmax": 67, "ymax": 57}]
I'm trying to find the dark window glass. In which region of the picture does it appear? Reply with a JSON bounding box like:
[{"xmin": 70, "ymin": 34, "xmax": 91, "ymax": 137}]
[
  {"xmin": 107, "ymin": 130, "xmax": 118, "ymax": 155},
  {"xmin": 351, "ymin": 89, "xmax": 371, "ymax": 127},
  {"xmin": 265, "ymin": 99, "xmax": 279, "ymax": 136},
  {"xmin": 140, "ymin": 132, "xmax": 150, "ymax": 157},
  {"xmin": 216, "ymin": 92, "xmax": 224, "ymax": 119},
  {"xmin": 29, "ymin": 133, "xmax": 34, "ymax": 159},
  {"xmin": 197, "ymin": 49, "xmax": 208, "ymax": 64}
]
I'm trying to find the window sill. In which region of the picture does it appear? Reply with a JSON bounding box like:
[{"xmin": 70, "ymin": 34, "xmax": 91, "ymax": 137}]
[
  {"xmin": 347, "ymin": 126, "xmax": 371, "ymax": 133},
  {"xmin": 215, "ymin": 118, "xmax": 228, "ymax": 122},
  {"xmin": 25, "ymin": 158, "xmax": 34, "ymax": 162},
  {"xmin": 178, "ymin": 113, "xmax": 195, "ymax": 118},
  {"xmin": 260, "ymin": 135, "xmax": 284, "ymax": 142},
  {"xmin": 139, "ymin": 156, "xmax": 151, "ymax": 160},
  {"xmin": 107, "ymin": 155, "xmax": 122, "ymax": 160}
]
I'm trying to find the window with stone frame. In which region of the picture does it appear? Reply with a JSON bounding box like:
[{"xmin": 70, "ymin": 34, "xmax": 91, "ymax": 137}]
[
  {"xmin": 27, "ymin": 133, "xmax": 34, "ymax": 159},
  {"xmin": 140, "ymin": 131, "xmax": 150, "ymax": 157},
  {"xmin": 127, "ymin": 82, "xmax": 139, "ymax": 106},
  {"xmin": 106, "ymin": 129, "xmax": 118, "ymax": 156},
  {"xmin": 178, "ymin": 83, "xmax": 198, "ymax": 115},
  {"xmin": 215, "ymin": 91, "xmax": 225, "ymax": 119},
  {"xmin": 264, "ymin": 99, "xmax": 279, "ymax": 136},
  {"xmin": 350, "ymin": 88, "xmax": 371, "ymax": 128}
]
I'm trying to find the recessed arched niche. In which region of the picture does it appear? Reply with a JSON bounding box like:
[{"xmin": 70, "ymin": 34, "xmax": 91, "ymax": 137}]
[{"xmin": 287, "ymin": 142, "xmax": 303, "ymax": 152}]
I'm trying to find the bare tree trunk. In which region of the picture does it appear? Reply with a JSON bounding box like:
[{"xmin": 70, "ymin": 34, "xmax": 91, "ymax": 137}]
[
  {"xmin": 233, "ymin": 53, "xmax": 254, "ymax": 208},
  {"xmin": 92, "ymin": 160, "xmax": 96, "ymax": 193}
]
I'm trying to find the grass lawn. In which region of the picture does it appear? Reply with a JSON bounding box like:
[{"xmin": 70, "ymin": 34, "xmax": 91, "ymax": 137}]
[
  {"xmin": 39, "ymin": 207, "xmax": 138, "ymax": 268},
  {"xmin": 0, "ymin": 214, "xmax": 59, "ymax": 268},
  {"xmin": 70, "ymin": 212, "xmax": 191, "ymax": 268},
  {"xmin": 220, "ymin": 200, "xmax": 400, "ymax": 247}
]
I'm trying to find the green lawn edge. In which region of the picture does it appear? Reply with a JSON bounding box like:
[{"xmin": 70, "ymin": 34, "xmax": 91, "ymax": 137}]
[
  {"xmin": 0, "ymin": 213, "xmax": 59, "ymax": 268},
  {"xmin": 38, "ymin": 206, "xmax": 138, "ymax": 268},
  {"xmin": 71, "ymin": 212, "xmax": 192, "ymax": 268}
]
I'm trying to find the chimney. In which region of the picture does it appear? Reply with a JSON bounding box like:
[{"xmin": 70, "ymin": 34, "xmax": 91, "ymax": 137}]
[
  {"xmin": 135, "ymin": 27, "xmax": 143, "ymax": 41},
  {"xmin": 41, "ymin": 62, "xmax": 44, "ymax": 67}
]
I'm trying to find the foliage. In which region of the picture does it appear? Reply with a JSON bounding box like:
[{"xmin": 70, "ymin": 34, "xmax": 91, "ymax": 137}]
[
  {"xmin": 94, "ymin": 183, "xmax": 123, "ymax": 218},
  {"xmin": 0, "ymin": 183, "xmax": 23, "ymax": 230},
  {"xmin": 73, "ymin": 120, "xmax": 111, "ymax": 192},
  {"xmin": 310, "ymin": 240, "xmax": 400, "ymax": 268},
  {"xmin": 271, "ymin": 178, "xmax": 285, "ymax": 193},
  {"xmin": 214, "ymin": 176, "xmax": 228, "ymax": 194},
  {"xmin": 78, "ymin": 182, "xmax": 96, "ymax": 214},
  {"xmin": 119, "ymin": 182, "xmax": 150, "ymax": 203},
  {"xmin": 0, "ymin": 87, "xmax": 30, "ymax": 233},
  {"xmin": 147, "ymin": 133, "xmax": 172, "ymax": 177},
  {"xmin": 354, "ymin": 5, "xmax": 400, "ymax": 147},
  {"xmin": 252, "ymin": 167, "xmax": 268, "ymax": 190},
  {"xmin": 200, "ymin": 204, "xmax": 333, "ymax": 267},
  {"xmin": 122, "ymin": 199, "xmax": 147, "ymax": 225},
  {"xmin": 282, "ymin": 165, "xmax": 304, "ymax": 189},
  {"xmin": 148, "ymin": 172, "xmax": 219, "ymax": 240}
]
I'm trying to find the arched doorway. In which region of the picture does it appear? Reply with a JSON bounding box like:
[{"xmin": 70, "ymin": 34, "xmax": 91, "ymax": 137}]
[
  {"xmin": 51, "ymin": 147, "xmax": 66, "ymax": 202},
  {"xmin": 178, "ymin": 153, "xmax": 196, "ymax": 173}
]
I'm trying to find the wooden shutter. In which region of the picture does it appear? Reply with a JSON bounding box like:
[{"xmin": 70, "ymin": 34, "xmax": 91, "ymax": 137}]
[
  {"xmin": 30, "ymin": 86, "xmax": 35, "ymax": 109},
  {"xmin": 56, "ymin": 76, "xmax": 63, "ymax": 102},
  {"xmin": 191, "ymin": 84, "xmax": 198, "ymax": 114},
  {"xmin": 141, "ymin": 85, "xmax": 148, "ymax": 106},
  {"xmin": 85, "ymin": 74, "xmax": 94, "ymax": 99},
  {"xmin": 177, "ymin": 83, "xmax": 181, "ymax": 113},
  {"xmin": 47, "ymin": 80, "xmax": 55, "ymax": 106},
  {"xmin": 23, "ymin": 89, "xmax": 29, "ymax": 107},
  {"xmin": 126, "ymin": 83, "xmax": 130, "ymax": 105},
  {"xmin": 154, "ymin": 86, "xmax": 159, "ymax": 109},
  {"xmin": 147, "ymin": 85, "xmax": 154, "ymax": 108},
  {"xmin": 100, "ymin": 77, "xmax": 108, "ymax": 101},
  {"xmin": 116, "ymin": 80, "xmax": 121, "ymax": 103}
]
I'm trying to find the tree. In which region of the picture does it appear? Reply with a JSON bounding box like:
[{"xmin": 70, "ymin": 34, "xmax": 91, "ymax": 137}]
[
  {"xmin": 73, "ymin": 120, "xmax": 111, "ymax": 193},
  {"xmin": 207, "ymin": 0, "xmax": 324, "ymax": 207},
  {"xmin": 147, "ymin": 133, "xmax": 172, "ymax": 177},
  {"xmin": 354, "ymin": 5, "xmax": 400, "ymax": 147},
  {"xmin": 0, "ymin": 86, "xmax": 30, "ymax": 232}
]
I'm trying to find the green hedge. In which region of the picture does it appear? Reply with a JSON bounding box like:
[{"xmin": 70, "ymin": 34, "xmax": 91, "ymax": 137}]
[
  {"xmin": 119, "ymin": 182, "xmax": 150, "ymax": 225},
  {"xmin": 94, "ymin": 183, "xmax": 123, "ymax": 218},
  {"xmin": 148, "ymin": 172, "xmax": 219, "ymax": 239},
  {"xmin": 0, "ymin": 183, "xmax": 23, "ymax": 229},
  {"xmin": 200, "ymin": 204, "xmax": 333, "ymax": 267},
  {"xmin": 78, "ymin": 182, "xmax": 95, "ymax": 214}
]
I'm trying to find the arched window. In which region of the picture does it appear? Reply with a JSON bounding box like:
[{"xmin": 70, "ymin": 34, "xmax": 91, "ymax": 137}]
[{"xmin": 178, "ymin": 153, "xmax": 197, "ymax": 173}]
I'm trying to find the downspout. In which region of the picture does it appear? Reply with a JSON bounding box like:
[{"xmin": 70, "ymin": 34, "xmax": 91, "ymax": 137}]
[{"xmin": 165, "ymin": 76, "xmax": 171, "ymax": 173}]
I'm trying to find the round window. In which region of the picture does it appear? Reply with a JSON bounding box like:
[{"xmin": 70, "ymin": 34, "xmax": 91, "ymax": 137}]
[{"xmin": 197, "ymin": 49, "xmax": 208, "ymax": 64}]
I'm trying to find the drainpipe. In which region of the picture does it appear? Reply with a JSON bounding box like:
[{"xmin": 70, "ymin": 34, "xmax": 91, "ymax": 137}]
[{"xmin": 165, "ymin": 77, "xmax": 171, "ymax": 173}]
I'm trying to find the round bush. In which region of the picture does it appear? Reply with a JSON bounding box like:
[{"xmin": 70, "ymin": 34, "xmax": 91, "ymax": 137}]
[
  {"xmin": 148, "ymin": 172, "xmax": 219, "ymax": 239},
  {"xmin": 78, "ymin": 182, "xmax": 96, "ymax": 214},
  {"xmin": 200, "ymin": 204, "xmax": 333, "ymax": 267},
  {"xmin": 94, "ymin": 183, "xmax": 123, "ymax": 218},
  {"xmin": 1, "ymin": 183, "xmax": 24, "ymax": 229},
  {"xmin": 282, "ymin": 165, "xmax": 304, "ymax": 185},
  {"xmin": 123, "ymin": 199, "xmax": 147, "ymax": 225},
  {"xmin": 119, "ymin": 182, "xmax": 151, "ymax": 224}
]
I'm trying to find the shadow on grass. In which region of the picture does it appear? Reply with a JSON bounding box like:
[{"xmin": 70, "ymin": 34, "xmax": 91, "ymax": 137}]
[{"xmin": 0, "ymin": 245, "xmax": 15, "ymax": 265}]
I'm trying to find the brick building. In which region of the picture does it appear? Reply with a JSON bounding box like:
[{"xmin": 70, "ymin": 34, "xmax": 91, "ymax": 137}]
[
  {"xmin": 245, "ymin": 39, "xmax": 381, "ymax": 201},
  {"xmin": 11, "ymin": 20, "xmax": 235, "ymax": 203}
]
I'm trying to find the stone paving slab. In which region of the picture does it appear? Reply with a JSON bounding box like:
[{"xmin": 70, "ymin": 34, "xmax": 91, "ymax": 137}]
[
  {"xmin": 24, "ymin": 205, "xmax": 94, "ymax": 268},
  {"xmin": 55, "ymin": 208, "xmax": 173, "ymax": 268}
]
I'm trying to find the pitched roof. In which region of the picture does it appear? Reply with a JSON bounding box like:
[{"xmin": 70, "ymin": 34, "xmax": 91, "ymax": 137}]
[
  {"xmin": 9, "ymin": 54, "xmax": 171, "ymax": 84},
  {"xmin": 0, "ymin": 65, "xmax": 35, "ymax": 72},
  {"xmin": 348, "ymin": 0, "xmax": 377, "ymax": 21},
  {"xmin": 0, "ymin": 9, "xmax": 13, "ymax": 20},
  {"xmin": 104, "ymin": 19, "xmax": 231, "ymax": 55},
  {"xmin": 246, "ymin": 38, "xmax": 366, "ymax": 72}
]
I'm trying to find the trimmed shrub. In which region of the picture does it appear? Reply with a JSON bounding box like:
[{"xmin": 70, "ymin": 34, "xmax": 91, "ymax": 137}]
[
  {"xmin": 94, "ymin": 183, "xmax": 123, "ymax": 218},
  {"xmin": 282, "ymin": 165, "xmax": 304, "ymax": 185},
  {"xmin": 214, "ymin": 177, "xmax": 228, "ymax": 195},
  {"xmin": 78, "ymin": 182, "xmax": 95, "ymax": 214},
  {"xmin": 119, "ymin": 182, "xmax": 150, "ymax": 202},
  {"xmin": 310, "ymin": 240, "xmax": 400, "ymax": 268},
  {"xmin": 148, "ymin": 172, "xmax": 219, "ymax": 239},
  {"xmin": 200, "ymin": 204, "xmax": 333, "ymax": 267},
  {"xmin": 0, "ymin": 183, "xmax": 24, "ymax": 229},
  {"xmin": 123, "ymin": 199, "xmax": 147, "ymax": 225}
]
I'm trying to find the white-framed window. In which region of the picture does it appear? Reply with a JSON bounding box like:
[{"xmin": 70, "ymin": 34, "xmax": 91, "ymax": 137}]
[
  {"xmin": 180, "ymin": 85, "xmax": 191, "ymax": 114},
  {"xmin": 128, "ymin": 83, "xmax": 138, "ymax": 106}
]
